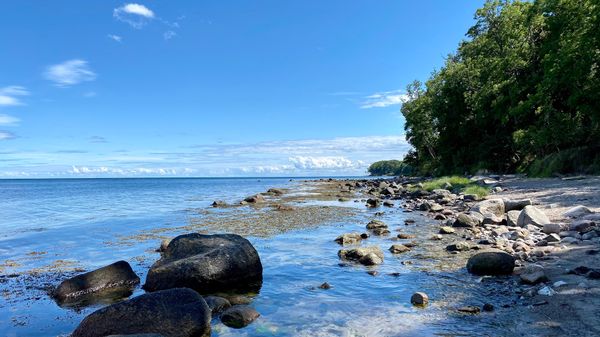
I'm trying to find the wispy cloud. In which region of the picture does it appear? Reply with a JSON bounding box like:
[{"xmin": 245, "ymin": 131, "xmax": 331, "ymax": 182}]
[
  {"xmin": 0, "ymin": 131, "xmax": 16, "ymax": 140},
  {"xmin": 0, "ymin": 114, "xmax": 20, "ymax": 126},
  {"xmin": 114, "ymin": 3, "xmax": 155, "ymax": 29},
  {"xmin": 361, "ymin": 89, "xmax": 408, "ymax": 109},
  {"xmin": 107, "ymin": 34, "xmax": 123, "ymax": 42},
  {"xmin": 89, "ymin": 136, "xmax": 108, "ymax": 143},
  {"xmin": 44, "ymin": 59, "xmax": 97, "ymax": 87},
  {"xmin": 163, "ymin": 30, "xmax": 176, "ymax": 40},
  {"xmin": 0, "ymin": 86, "xmax": 29, "ymax": 106}
]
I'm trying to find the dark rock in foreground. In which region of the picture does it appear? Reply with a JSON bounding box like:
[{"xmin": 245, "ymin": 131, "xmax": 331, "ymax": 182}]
[
  {"xmin": 220, "ymin": 305, "xmax": 260, "ymax": 328},
  {"xmin": 466, "ymin": 250, "xmax": 515, "ymax": 275},
  {"xmin": 53, "ymin": 260, "xmax": 140, "ymax": 306},
  {"xmin": 72, "ymin": 288, "xmax": 211, "ymax": 337},
  {"xmin": 204, "ymin": 296, "xmax": 231, "ymax": 314},
  {"xmin": 144, "ymin": 233, "xmax": 263, "ymax": 294}
]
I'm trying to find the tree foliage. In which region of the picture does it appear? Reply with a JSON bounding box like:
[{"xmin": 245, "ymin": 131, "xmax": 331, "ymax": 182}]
[
  {"xmin": 368, "ymin": 160, "xmax": 414, "ymax": 176},
  {"xmin": 401, "ymin": 0, "xmax": 600, "ymax": 176}
]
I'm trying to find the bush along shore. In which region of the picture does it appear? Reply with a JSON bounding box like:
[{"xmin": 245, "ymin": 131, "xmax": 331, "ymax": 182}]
[{"xmin": 46, "ymin": 175, "xmax": 600, "ymax": 336}]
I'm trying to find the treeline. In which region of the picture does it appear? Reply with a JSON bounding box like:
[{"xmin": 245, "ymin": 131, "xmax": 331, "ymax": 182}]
[
  {"xmin": 367, "ymin": 160, "xmax": 414, "ymax": 176},
  {"xmin": 401, "ymin": 0, "xmax": 600, "ymax": 176}
]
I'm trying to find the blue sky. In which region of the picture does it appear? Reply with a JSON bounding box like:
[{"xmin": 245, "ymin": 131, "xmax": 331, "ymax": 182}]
[{"xmin": 0, "ymin": 1, "xmax": 484, "ymax": 177}]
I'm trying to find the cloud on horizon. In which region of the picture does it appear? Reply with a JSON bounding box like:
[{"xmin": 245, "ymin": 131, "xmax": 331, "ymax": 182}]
[
  {"xmin": 44, "ymin": 59, "xmax": 97, "ymax": 87},
  {"xmin": 0, "ymin": 131, "xmax": 16, "ymax": 141}
]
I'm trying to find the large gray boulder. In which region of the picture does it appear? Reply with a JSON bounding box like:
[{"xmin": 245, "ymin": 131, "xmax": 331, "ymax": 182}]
[
  {"xmin": 72, "ymin": 288, "xmax": 211, "ymax": 337},
  {"xmin": 53, "ymin": 261, "xmax": 139, "ymax": 306},
  {"xmin": 453, "ymin": 212, "xmax": 483, "ymax": 227},
  {"xmin": 144, "ymin": 233, "xmax": 262, "ymax": 294},
  {"xmin": 517, "ymin": 206, "xmax": 550, "ymax": 227},
  {"xmin": 466, "ymin": 250, "xmax": 515, "ymax": 275},
  {"xmin": 471, "ymin": 199, "xmax": 505, "ymax": 218}
]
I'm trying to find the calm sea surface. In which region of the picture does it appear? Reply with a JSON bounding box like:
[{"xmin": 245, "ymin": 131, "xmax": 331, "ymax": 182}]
[{"xmin": 0, "ymin": 178, "xmax": 514, "ymax": 337}]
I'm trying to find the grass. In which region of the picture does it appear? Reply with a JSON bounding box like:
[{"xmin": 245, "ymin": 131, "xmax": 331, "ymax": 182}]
[{"xmin": 421, "ymin": 175, "xmax": 489, "ymax": 198}]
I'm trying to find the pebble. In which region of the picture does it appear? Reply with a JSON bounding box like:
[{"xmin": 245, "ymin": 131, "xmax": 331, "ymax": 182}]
[{"xmin": 457, "ymin": 306, "xmax": 480, "ymax": 314}]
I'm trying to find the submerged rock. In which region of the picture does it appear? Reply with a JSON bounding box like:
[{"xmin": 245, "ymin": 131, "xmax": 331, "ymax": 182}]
[
  {"xmin": 204, "ymin": 296, "xmax": 231, "ymax": 315},
  {"xmin": 338, "ymin": 246, "xmax": 384, "ymax": 266},
  {"xmin": 53, "ymin": 260, "xmax": 140, "ymax": 306},
  {"xmin": 144, "ymin": 233, "xmax": 262, "ymax": 294},
  {"xmin": 334, "ymin": 233, "xmax": 362, "ymax": 245},
  {"xmin": 221, "ymin": 305, "xmax": 260, "ymax": 328},
  {"xmin": 72, "ymin": 288, "xmax": 211, "ymax": 337},
  {"xmin": 389, "ymin": 244, "xmax": 411, "ymax": 254},
  {"xmin": 466, "ymin": 250, "xmax": 515, "ymax": 275}
]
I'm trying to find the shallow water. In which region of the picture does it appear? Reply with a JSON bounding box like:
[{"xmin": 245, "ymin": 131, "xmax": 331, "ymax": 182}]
[{"xmin": 0, "ymin": 178, "xmax": 516, "ymax": 337}]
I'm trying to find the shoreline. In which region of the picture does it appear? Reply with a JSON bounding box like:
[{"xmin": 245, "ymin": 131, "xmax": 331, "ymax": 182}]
[{"xmin": 1, "ymin": 176, "xmax": 599, "ymax": 336}]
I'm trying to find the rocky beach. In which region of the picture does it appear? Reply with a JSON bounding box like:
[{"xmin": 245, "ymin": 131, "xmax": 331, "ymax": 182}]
[{"xmin": 1, "ymin": 176, "xmax": 599, "ymax": 336}]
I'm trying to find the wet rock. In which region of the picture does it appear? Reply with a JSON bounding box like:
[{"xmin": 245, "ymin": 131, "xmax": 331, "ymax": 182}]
[
  {"xmin": 517, "ymin": 206, "xmax": 550, "ymax": 228},
  {"xmin": 211, "ymin": 200, "xmax": 227, "ymax": 208},
  {"xmin": 144, "ymin": 233, "xmax": 263, "ymax": 294},
  {"xmin": 243, "ymin": 194, "xmax": 265, "ymax": 203},
  {"xmin": 457, "ymin": 306, "xmax": 480, "ymax": 314},
  {"xmin": 360, "ymin": 233, "xmax": 370, "ymax": 239},
  {"xmin": 466, "ymin": 250, "xmax": 515, "ymax": 275},
  {"xmin": 537, "ymin": 286, "xmax": 556, "ymax": 296},
  {"xmin": 563, "ymin": 205, "xmax": 593, "ymax": 218},
  {"xmin": 453, "ymin": 213, "xmax": 482, "ymax": 228},
  {"xmin": 520, "ymin": 264, "xmax": 548, "ymax": 284},
  {"xmin": 430, "ymin": 203, "xmax": 444, "ymax": 212},
  {"xmin": 338, "ymin": 246, "xmax": 384, "ymax": 266},
  {"xmin": 334, "ymin": 233, "xmax": 363, "ymax": 245},
  {"xmin": 434, "ymin": 214, "xmax": 447, "ymax": 220},
  {"xmin": 383, "ymin": 201, "xmax": 394, "ymax": 207},
  {"xmin": 471, "ymin": 199, "xmax": 505, "ymax": 218},
  {"xmin": 220, "ymin": 305, "xmax": 260, "ymax": 329},
  {"xmin": 53, "ymin": 260, "xmax": 140, "ymax": 306},
  {"xmin": 318, "ymin": 282, "xmax": 331, "ymax": 290},
  {"xmin": 389, "ymin": 244, "xmax": 411, "ymax": 254},
  {"xmin": 482, "ymin": 303, "xmax": 494, "ymax": 312},
  {"xmin": 503, "ymin": 199, "xmax": 532, "ymax": 212},
  {"xmin": 366, "ymin": 220, "xmax": 388, "ymax": 230},
  {"xmin": 506, "ymin": 210, "xmax": 520, "ymax": 227},
  {"xmin": 72, "ymin": 288, "xmax": 211, "ymax": 337},
  {"xmin": 446, "ymin": 242, "xmax": 471, "ymax": 252},
  {"xmin": 431, "ymin": 234, "xmax": 443, "ymax": 240},
  {"xmin": 371, "ymin": 228, "xmax": 390, "ymax": 236},
  {"xmin": 366, "ymin": 198, "xmax": 381, "ymax": 207},
  {"xmin": 410, "ymin": 292, "xmax": 429, "ymax": 306},
  {"xmin": 360, "ymin": 252, "xmax": 384, "ymax": 265},
  {"xmin": 204, "ymin": 296, "xmax": 231, "ymax": 315}
]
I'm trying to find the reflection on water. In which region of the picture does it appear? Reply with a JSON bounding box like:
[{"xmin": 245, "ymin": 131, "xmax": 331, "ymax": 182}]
[{"xmin": 0, "ymin": 178, "xmax": 515, "ymax": 337}]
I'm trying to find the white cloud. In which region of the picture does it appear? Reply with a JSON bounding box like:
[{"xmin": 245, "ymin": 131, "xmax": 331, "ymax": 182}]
[
  {"xmin": 0, "ymin": 114, "xmax": 20, "ymax": 126},
  {"xmin": 289, "ymin": 156, "xmax": 364, "ymax": 170},
  {"xmin": 44, "ymin": 59, "xmax": 97, "ymax": 87},
  {"xmin": 0, "ymin": 131, "xmax": 16, "ymax": 140},
  {"xmin": 107, "ymin": 34, "xmax": 123, "ymax": 42},
  {"xmin": 70, "ymin": 165, "xmax": 186, "ymax": 176},
  {"xmin": 0, "ymin": 86, "xmax": 29, "ymax": 106},
  {"xmin": 163, "ymin": 30, "xmax": 176, "ymax": 40},
  {"xmin": 114, "ymin": 3, "xmax": 155, "ymax": 28},
  {"xmin": 361, "ymin": 89, "xmax": 408, "ymax": 109}
]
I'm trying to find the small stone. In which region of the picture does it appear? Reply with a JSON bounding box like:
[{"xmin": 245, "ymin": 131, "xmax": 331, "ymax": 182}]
[
  {"xmin": 211, "ymin": 200, "xmax": 227, "ymax": 207},
  {"xmin": 371, "ymin": 228, "xmax": 391, "ymax": 236},
  {"xmin": 226, "ymin": 295, "xmax": 253, "ymax": 305},
  {"xmin": 366, "ymin": 220, "xmax": 388, "ymax": 229},
  {"xmin": 537, "ymin": 286, "xmax": 556, "ymax": 296},
  {"xmin": 204, "ymin": 296, "xmax": 231, "ymax": 314},
  {"xmin": 410, "ymin": 292, "xmax": 429, "ymax": 306},
  {"xmin": 359, "ymin": 252, "xmax": 383, "ymax": 265},
  {"xmin": 430, "ymin": 234, "xmax": 443, "ymax": 240},
  {"xmin": 542, "ymin": 223, "xmax": 563, "ymax": 234},
  {"xmin": 397, "ymin": 233, "xmax": 415, "ymax": 239},
  {"xmin": 367, "ymin": 271, "xmax": 379, "ymax": 276},
  {"xmin": 383, "ymin": 201, "xmax": 394, "ymax": 207},
  {"xmin": 446, "ymin": 242, "xmax": 470, "ymax": 252},
  {"xmin": 366, "ymin": 198, "xmax": 381, "ymax": 207},
  {"xmin": 360, "ymin": 233, "xmax": 370, "ymax": 239},
  {"xmin": 439, "ymin": 226, "xmax": 456, "ymax": 234},
  {"xmin": 334, "ymin": 233, "xmax": 363, "ymax": 245}
]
